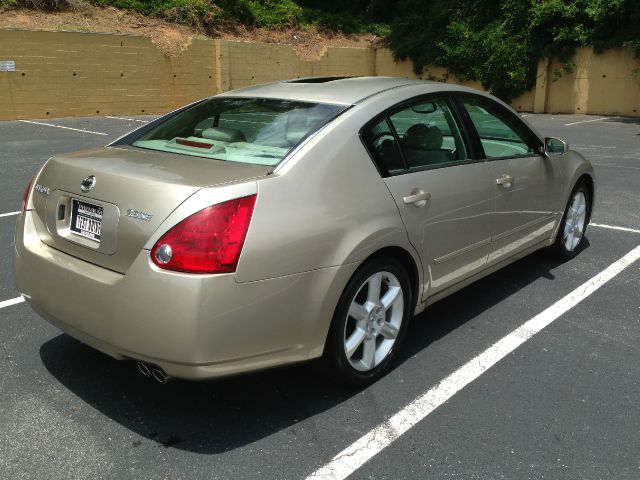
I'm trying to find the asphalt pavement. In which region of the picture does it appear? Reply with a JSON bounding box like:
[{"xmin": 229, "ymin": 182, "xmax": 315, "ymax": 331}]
[{"xmin": 0, "ymin": 112, "xmax": 639, "ymax": 479}]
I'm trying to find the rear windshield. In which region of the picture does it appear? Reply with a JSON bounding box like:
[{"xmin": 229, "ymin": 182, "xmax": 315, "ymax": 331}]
[{"xmin": 132, "ymin": 97, "xmax": 345, "ymax": 166}]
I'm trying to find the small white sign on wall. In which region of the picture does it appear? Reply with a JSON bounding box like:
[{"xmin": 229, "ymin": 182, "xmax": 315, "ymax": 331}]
[{"xmin": 0, "ymin": 61, "xmax": 16, "ymax": 72}]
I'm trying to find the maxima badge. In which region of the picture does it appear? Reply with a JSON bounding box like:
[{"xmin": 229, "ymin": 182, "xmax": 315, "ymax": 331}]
[{"xmin": 81, "ymin": 175, "xmax": 96, "ymax": 192}]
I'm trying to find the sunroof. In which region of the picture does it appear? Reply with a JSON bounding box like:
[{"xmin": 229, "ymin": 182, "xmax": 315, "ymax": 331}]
[{"xmin": 285, "ymin": 76, "xmax": 354, "ymax": 84}]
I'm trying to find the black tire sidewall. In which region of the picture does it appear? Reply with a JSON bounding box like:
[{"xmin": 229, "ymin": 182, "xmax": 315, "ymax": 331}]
[{"xmin": 323, "ymin": 256, "xmax": 412, "ymax": 386}]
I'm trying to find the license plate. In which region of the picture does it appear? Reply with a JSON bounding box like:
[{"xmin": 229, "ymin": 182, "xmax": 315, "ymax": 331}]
[{"xmin": 70, "ymin": 198, "xmax": 103, "ymax": 242}]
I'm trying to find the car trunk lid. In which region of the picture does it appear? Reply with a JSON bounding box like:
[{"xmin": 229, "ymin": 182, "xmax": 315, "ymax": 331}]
[{"xmin": 30, "ymin": 147, "xmax": 271, "ymax": 273}]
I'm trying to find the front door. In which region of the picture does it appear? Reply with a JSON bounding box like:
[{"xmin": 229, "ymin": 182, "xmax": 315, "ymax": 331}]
[{"xmin": 457, "ymin": 95, "xmax": 563, "ymax": 263}]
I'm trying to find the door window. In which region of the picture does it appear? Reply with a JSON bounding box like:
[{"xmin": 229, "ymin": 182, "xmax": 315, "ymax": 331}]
[
  {"xmin": 389, "ymin": 98, "xmax": 469, "ymax": 170},
  {"xmin": 460, "ymin": 97, "xmax": 538, "ymax": 159},
  {"xmin": 362, "ymin": 97, "xmax": 470, "ymax": 176}
]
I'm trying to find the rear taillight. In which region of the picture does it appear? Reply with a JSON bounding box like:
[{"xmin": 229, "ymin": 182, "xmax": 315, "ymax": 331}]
[
  {"xmin": 151, "ymin": 194, "xmax": 257, "ymax": 274},
  {"xmin": 21, "ymin": 176, "xmax": 35, "ymax": 214}
]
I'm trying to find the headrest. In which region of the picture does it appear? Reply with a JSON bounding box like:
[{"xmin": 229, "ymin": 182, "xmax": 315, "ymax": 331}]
[
  {"xmin": 403, "ymin": 124, "xmax": 443, "ymax": 150},
  {"xmin": 201, "ymin": 127, "xmax": 246, "ymax": 143}
]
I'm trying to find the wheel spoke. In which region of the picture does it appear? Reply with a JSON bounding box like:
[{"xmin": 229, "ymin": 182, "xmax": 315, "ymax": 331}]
[
  {"xmin": 380, "ymin": 322, "xmax": 399, "ymax": 339},
  {"xmin": 366, "ymin": 272, "xmax": 383, "ymax": 303},
  {"xmin": 348, "ymin": 301, "xmax": 369, "ymax": 321},
  {"xmin": 564, "ymin": 218, "xmax": 573, "ymax": 236},
  {"xmin": 361, "ymin": 337, "xmax": 376, "ymax": 369},
  {"xmin": 345, "ymin": 328, "xmax": 366, "ymax": 359},
  {"xmin": 380, "ymin": 285, "xmax": 401, "ymax": 310},
  {"xmin": 563, "ymin": 225, "xmax": 572, "ymax": 241},
  {"xmin": 564, "ymin": 230, "xmax": 574, "ymax": 250}
]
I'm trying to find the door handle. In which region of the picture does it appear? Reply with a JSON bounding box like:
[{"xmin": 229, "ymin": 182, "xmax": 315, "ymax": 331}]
[
  {"xmin": 496, "ymin": 174, "xmax": 514, "ymax": 188},
  {"xmin": 403, "ymin": 189, "xmax": 431, "ymax": 207}
]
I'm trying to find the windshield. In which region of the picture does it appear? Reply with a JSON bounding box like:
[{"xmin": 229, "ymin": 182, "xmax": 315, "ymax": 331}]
[{"xmin": 132, "ymin": 97, "xmax": 346, "ymax": 166}]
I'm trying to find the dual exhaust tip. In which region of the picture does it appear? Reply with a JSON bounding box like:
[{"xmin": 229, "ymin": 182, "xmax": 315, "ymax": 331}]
[{"xmin": 137, "ymin": 361, "xmax": 170, "ymax": 384}]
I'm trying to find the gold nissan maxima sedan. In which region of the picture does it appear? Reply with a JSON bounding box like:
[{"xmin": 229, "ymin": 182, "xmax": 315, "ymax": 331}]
[{"xmin": 14, "ymin": 77, "xmax": 595, "ymax": 385}]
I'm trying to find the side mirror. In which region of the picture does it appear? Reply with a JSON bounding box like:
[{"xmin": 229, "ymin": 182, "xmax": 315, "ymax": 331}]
[{"xmin": 544, "ymin": 137, "xmax": 568, "ymax": 155}]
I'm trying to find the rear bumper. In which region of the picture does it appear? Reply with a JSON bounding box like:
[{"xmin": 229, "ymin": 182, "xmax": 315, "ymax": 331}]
[{"xmin": 14, "ymin": 211, "xmax": 358, "ymax": 380}]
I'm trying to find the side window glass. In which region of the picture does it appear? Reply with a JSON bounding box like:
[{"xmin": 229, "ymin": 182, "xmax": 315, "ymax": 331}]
[
  {"xmin": 362, "ymin": 118, "xmax": 405, "ymax": 175},
  {"xmin": 461, "ymin": 98, "xmax": 536, "ymax": 158},
  {"xmin": 388, "ymin": 98, "xmax": 469, "ymax": 170}
]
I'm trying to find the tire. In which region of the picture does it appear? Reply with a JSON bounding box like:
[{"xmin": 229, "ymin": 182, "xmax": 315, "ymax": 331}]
[
  {"xmin": 321, "ymin": 256, "xmax": 412, "ymax": 386},
  {"xmin": 551, "ymin": 182, "xmax": 590, "ymax": 260}
]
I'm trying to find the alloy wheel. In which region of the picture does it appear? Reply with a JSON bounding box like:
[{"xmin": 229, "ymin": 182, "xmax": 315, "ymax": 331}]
[
  {"xmin": 563, "ymin": 191, "xmax": 587, "ymax": 252},
  {"xmin": 343, "ymin": 271, "xmax": 404, "ymax": 372}
]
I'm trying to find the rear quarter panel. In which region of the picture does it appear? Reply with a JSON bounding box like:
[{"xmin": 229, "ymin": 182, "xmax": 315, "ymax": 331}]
[{"xmin": 235, "ymin": 105, "xmax": 421, "ymax": 285}]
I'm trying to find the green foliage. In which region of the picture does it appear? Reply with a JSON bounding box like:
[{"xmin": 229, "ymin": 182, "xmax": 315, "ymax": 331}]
[
  {"xmin": 246, "ymin": 0, "xmax": 302, "ymax": 27},
  {"xmin": 88, "ymin": 0, "xmax": 203, "ymax": 17},
  {"xmin": 214, "ymin": 0, "xmax": 302, "ymax": 27},
  {"xmin": 161, "ymin": 0, "xmax": 220, "ymax": 27},
  {"xmin": 1, "ymin": 0, "xmax": 68, "ymax": 9},
  {"xmin": 295, "ymin": 0, "xmax": 390, "ymax": 35},
  {"xmin": 388, "ymin": 0, "xmax": 640, "ymax": 101},
  {"xmin": 214, "ymin": 0, "xmax": 389, "ymax": 33},
  {"xmin": 300, "ymin": 8, "xmax": 389, "ymax": 36}
]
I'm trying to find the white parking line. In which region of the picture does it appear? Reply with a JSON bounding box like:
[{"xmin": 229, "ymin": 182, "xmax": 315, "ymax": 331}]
[
  {"xmin": 591, "ymin": 223, "xmax": 640, "ymax": 234},
  {"xmin": 0, "ymin": 211, "xmax": 19, "ymax": 218},
  {"xmin": 105, "ymin": 116, "xmax": 149, "ymax": 123},
  {"xmin": 18, "ymin": 120, "xmax": 109, "ymax": 136},
  {"xmin": 565, "ymin": 117, "xmax": 609, "ymax": 126},
  {"xmin": 306, "ymin": 244, "xmax": 640, "ymax": 480},
  {"xmin": 0, "ymin": 296, "xmax": 24, "ymax": 310}
]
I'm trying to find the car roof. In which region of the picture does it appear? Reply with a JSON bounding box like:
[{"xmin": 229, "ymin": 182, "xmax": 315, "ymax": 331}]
[{"xmin": 217, "ymin": 76, "xmax": 479, "ymax": 106}]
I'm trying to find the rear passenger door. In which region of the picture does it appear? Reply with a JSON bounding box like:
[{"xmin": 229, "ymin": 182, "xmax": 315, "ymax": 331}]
[
  {"xmin": 362, "ymin": 96, "xmax": 495, "ymax": 299},
  {"xmin": 457, "ymin": 95, "xmax": 562, "ymax": 263}
]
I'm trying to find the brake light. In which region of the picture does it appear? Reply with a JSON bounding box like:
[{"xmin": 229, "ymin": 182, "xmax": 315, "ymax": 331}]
[
  {"xmin": 151, "ymin": 194, "xmax": 257, "ymax": 274},
  {"xmin": 21, "ymin": 176, "xmax": 35, "ymax": 213},
  {"xmin": 176, "ymin": 139, "xmax": 214, "ymax": 149}
]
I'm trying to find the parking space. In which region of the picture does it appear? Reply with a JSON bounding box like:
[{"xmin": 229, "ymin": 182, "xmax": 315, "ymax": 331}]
[{"xmin": 1, "ymin": 113, "xmax": 639, "ymax": 479}]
